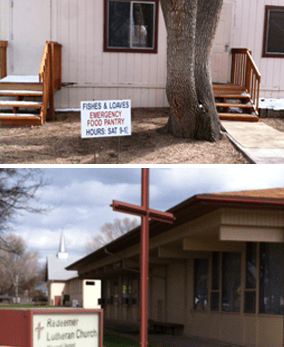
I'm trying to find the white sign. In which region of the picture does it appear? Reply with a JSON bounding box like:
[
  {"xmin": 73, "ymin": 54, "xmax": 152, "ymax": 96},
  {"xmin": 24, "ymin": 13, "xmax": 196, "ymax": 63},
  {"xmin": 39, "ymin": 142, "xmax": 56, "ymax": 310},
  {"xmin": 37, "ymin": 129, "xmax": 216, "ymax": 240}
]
[
  {"xmin": 33, "ymin": 313, "xmax": 100, "ymax": 347},
  {"xmin": 80, "ymin": 99, "xmax": 131, "ymax": 138}
]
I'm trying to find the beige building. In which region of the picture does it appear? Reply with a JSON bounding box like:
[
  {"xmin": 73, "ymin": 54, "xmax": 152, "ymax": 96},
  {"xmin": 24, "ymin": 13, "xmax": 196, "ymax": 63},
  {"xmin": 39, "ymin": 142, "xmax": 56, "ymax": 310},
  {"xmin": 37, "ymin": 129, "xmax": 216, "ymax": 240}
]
[
  {"xmin": 1, "ymin": 0, "xmax": 284, "ymax": 109},
  {"xmin": 47, "ymin": 232, "xmax": 101, "ymax": 308},
  {"xmin": 67, "ymin": 187, "xmax": 284, "ymax": 347}
]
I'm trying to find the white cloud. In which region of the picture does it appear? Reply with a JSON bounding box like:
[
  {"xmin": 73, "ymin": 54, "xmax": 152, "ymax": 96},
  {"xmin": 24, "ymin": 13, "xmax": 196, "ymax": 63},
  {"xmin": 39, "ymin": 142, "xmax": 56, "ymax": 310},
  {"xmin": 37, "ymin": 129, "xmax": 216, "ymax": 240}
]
[{"xmin": 9, "ymin": 167, "xmax": 284, "ymax": 264}]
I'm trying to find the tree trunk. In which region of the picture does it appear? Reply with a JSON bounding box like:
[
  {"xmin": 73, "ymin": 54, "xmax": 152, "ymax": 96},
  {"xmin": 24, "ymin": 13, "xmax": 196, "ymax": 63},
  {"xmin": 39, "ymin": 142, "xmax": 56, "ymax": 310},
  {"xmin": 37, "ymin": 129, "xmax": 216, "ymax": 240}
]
[{"xmin": 160, "ymin": 0, "xmax": 223, "ymax": 141}]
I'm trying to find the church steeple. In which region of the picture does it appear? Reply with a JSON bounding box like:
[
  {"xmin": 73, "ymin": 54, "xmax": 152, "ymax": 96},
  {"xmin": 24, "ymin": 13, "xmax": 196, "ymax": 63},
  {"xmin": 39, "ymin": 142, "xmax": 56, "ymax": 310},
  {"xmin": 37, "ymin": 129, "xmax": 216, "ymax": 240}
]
[{"xmin": 57, "ymin": 229, "xmax": 68, "ymax": 260}]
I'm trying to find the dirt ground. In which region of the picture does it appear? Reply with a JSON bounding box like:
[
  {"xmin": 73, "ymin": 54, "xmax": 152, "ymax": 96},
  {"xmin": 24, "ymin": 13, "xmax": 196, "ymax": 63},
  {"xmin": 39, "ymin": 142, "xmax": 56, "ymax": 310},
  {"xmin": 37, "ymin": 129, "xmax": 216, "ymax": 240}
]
[{"xmin": 0, "ymin": 108, "xmax": 282, "ymax": 164}]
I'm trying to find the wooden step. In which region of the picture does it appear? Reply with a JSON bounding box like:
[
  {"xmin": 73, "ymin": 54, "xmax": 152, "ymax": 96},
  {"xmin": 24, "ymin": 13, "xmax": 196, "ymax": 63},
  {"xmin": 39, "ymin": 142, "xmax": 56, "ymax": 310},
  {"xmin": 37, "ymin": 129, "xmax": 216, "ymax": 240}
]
[
  {"xmin": 0, "ymin": 100, "xmax": 42, "ymax": 108},
  {"xmin": 0, "ymin": 90, "xmax": 43, "ymax": 96},
  {"xmin": 0, "ymin": 83, "xmax": 42, "ymax": 91},
  {"xmin": 213, "ymin": 84, "xmax": 244, "ymax": 89},
  {"xmin": 214, "ymin": 94, "xmax": 250, "ymax": 99},
  {"xmin": 213, "ymin": 84, "xmax": 245, "ymax": 94},
  {"xmin": 218, "ymin": 113, "xmax": 258, "ymax": 122},
  {"xmin": 0, "ymin": 75, "xmax": 42, "ymax": 91},
  {"xmin": 0, "ymin": 113, "xmax": 42, "ymax": 126},
  {"xmin": 215, "ymin": 103, "xmax": 253, "ymax": 109}
]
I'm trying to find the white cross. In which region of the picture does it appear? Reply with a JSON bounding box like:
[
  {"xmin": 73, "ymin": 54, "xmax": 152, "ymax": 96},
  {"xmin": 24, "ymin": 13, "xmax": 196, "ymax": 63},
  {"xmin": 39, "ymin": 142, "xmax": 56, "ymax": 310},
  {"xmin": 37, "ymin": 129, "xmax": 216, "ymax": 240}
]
[{"xmin": 35, "ymin": 322, "xmax": 44, "ymax": 340}]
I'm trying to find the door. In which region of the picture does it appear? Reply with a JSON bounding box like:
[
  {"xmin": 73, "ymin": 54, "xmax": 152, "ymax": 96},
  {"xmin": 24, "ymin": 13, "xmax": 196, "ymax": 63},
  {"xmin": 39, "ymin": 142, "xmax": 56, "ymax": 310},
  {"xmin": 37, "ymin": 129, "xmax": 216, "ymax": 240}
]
[
  {"xmin": 10, "ymin": 0, "xmax": 50, "ymax": 75},
  {"xmin": 211, "ymin": 3, "xmax": 233, "ymax": 83},
  {"xmin": 54, "ymin": 295, "xmax": 61, "ymax": 306}
]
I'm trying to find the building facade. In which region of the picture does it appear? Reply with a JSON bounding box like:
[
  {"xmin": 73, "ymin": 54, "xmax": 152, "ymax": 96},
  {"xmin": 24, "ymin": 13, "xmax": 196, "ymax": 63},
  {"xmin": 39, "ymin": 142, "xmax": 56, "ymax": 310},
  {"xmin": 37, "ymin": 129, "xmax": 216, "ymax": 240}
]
[
  {"xmin": 1, "ymin": 0, "xmax": 284, "ymax": 109},
  {"xmin": 67, "ymin": 188, "xmax": 284, "ymax": 347},
  {"xmin": 47, "ymin": 232, "xmax": 101, "ymax": 308}
]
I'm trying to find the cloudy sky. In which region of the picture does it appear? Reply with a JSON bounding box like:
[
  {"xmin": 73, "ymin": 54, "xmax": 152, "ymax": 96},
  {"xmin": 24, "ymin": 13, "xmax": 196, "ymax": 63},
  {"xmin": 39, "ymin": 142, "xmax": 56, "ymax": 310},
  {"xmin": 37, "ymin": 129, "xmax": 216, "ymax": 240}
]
[{"xmin": 8, "ymin": 166, "xmax": 284, "ymax": 264}]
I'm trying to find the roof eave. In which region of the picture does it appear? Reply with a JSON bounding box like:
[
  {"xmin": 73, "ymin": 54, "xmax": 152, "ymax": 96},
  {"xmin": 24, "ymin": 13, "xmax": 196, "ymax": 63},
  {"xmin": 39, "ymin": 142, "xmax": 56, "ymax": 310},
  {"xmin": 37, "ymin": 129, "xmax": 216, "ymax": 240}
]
[{"xmin": 66, "ymin": 193, "xmax": 284, "ymax": 271}]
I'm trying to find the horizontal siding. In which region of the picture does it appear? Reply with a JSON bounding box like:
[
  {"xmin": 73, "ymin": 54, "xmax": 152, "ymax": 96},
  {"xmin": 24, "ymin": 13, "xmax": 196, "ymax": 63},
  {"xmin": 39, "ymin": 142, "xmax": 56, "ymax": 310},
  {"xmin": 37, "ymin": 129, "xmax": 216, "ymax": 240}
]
[
  {"xmin": 54, "ymin": 86, "xmax": 167, "ymax": 108},
  {"xmin": 228, "ymin": 0, "xmax": 284, "ymax": 98},
  {"xmin": 52, "ymin": 0, "xmax": 168, "ymax": 108},
  {"xmin": 52, "ymin": 0, "xmax": 284, "ymax": 108},
  {"xmin": 0, "ymin": 0, "xmax": 9, "ymax": 40},
  {"xmin": 221, "ymin": 208, "xmax": 284, "ymax": 227}
]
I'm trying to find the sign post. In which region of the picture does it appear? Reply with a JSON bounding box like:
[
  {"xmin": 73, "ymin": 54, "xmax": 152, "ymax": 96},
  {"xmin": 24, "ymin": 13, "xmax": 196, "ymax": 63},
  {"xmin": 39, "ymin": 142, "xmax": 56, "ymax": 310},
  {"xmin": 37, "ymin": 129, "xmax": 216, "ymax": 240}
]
[{"xmin": 111, "ymin": 169, "xmax": 175, "ymax": 347}]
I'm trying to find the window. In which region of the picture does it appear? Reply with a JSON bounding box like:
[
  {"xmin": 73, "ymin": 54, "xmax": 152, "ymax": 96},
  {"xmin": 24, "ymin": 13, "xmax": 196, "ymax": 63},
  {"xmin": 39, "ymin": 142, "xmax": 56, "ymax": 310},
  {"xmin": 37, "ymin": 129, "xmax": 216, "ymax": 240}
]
[
  {"xmin": 194, "ymin": 259, "xmax": 208, "ymax": 310},
  {"xmin": 222, "ymin": 252, "xmax": 241, "ymax": 312},
  {"xmin": 104, "ymin": 0, "xmax": 159, "ymax": 53},
  {"xmin": 131, "ymin": 276, "xmax": 138, "ymax": 305},
  {"xmin": 209, "ymin": 252, "xmax": 241, "ymax": 313},
  {"xmin": 210, "ymin": 252, "xmax": 220, "ymax": 311},
  {"xmin": 259, "ymin": 243, "xmax": 284, "ymax": 314},
  {"xmin": 263, "ymin": 6, "xmax": 284, "ymax": 57},
  {"xmin": 113, "ymin": 279, "xmax": 119, "ymax": 305},
  {"xmin": 106, "ymin": 279, "xmax": 112, "ymax": 304},
  {"xmin": 100, "ymin": 280, "xmax": 108, "ymax": 306},
  {"xmin": 244, "ymin": 242, "xmax": 256, "ymax": 313},
  {"xmin": 121, "ymin": 275, "xmax": 129, "ymax": 305}
]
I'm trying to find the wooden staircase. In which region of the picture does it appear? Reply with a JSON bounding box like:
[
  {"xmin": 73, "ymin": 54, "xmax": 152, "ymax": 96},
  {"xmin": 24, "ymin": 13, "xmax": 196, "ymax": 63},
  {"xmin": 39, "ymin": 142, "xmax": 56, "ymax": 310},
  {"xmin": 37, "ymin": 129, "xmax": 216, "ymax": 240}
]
[
  {"xmin": 0, "ymin": 77, "xmax": 43, "ymax": 126},
  {"xmin": 0, "ymin": 41, "xmax": 61, "ymax": 126},
  {"xmin": 214, "ymin": 48, "xmax": 261, "ymax": 122},
  {"xmin": 213, "ymin": 84, "xmax": 259, "ymax": 122}
]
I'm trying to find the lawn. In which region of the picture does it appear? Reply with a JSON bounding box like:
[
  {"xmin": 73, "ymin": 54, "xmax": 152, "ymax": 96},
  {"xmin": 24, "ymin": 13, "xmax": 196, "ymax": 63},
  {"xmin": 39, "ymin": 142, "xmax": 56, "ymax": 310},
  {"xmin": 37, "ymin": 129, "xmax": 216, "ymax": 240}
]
[
  {"xmin": 0, "ymin": 304, "xmax": 53, "ymax": 307},
  {"xmin": 103, "ymin": 331, "xmax": 140, "ymax": 347},
  {"xmin": 103, "ymin": 331, "xmax": 170, "ymax": 347}
]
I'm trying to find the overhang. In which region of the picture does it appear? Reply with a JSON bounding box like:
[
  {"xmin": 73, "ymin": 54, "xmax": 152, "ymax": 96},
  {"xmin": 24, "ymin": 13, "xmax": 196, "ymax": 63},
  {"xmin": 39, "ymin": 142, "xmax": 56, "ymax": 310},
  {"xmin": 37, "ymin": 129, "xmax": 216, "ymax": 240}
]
[{"xmin": 67, "ymin": 189, "xmax": 284, "ymax": 272}]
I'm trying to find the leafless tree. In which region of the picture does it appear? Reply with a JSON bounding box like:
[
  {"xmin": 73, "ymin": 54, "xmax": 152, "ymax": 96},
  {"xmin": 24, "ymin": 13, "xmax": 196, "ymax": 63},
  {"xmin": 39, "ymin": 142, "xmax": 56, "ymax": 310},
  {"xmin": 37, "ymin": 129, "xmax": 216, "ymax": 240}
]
[
  {"xmin": 159, "ymin": 0, "xmax": 223, "ymax": 141},
  {"xmin": 0, "ymin": 168, "xmax": 48, "ymax": 248},
  {"xmin": 86, "ymin": 217, "xmax": 139, "ymax": 253},
  {"xmin": 0, "ymin": 234, "xmax": 42, "ymax": 298}
]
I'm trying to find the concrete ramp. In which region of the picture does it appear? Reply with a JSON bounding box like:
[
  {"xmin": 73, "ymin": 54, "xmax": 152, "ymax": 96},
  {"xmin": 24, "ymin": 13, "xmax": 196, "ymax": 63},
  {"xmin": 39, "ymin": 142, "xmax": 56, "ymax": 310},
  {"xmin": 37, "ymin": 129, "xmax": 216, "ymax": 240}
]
[{"xmin": 221, "ymin": 121, "xmax": 284, "ymax": 164}]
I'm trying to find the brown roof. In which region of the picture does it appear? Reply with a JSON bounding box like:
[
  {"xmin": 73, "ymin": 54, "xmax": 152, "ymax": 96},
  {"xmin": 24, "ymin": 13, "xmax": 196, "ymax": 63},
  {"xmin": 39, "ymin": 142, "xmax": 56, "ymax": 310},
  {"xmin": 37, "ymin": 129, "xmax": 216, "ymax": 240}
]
[{"xmin": 208, "ymin": 187, "xmax": 284, "ymax": 199}]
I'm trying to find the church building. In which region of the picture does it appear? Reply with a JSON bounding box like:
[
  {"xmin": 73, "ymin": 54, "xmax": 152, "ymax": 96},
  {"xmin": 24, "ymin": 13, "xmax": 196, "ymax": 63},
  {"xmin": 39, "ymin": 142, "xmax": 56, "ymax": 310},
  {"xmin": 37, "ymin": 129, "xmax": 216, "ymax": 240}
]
[
  {"xmin": 47, "ymin": 231, "xmax": 101, "ymax": 308},
  {"xmin": 67, "ymin": 187, "xmax": 284, "ymax": 347}
]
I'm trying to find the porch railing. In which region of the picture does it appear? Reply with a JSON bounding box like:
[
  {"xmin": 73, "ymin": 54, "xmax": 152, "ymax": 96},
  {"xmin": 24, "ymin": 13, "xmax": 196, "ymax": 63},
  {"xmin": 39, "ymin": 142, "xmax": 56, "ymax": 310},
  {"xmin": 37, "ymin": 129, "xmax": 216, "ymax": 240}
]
[
  {"xmin": 39, "ymin": 41, "xmax": 62, "ymax": 122},
  {"xmin": 231, "ymin": 48, "xmax": 261, "ymax": 114},
  {"xmin": 49, "ymin": 41, "xmax": 62, "ymax": 90},
  {"xmin": 0, "ymin": 40, "xmax": 8, "ymax": 79}
]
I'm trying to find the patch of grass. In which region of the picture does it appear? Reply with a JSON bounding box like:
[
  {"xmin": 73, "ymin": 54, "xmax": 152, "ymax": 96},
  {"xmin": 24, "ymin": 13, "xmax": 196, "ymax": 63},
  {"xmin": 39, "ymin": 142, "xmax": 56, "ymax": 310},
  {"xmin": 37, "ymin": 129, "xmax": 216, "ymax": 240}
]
[
  {"xmin": 0, "ymin": 304, "xmax": 54, "ymax": 308},
  {"xmin": 103, "ymin": 331, "xmax": 171, "ymax": 347},
  {"xmin": 103, "ymin": 331, "xmax": 140, "ymax": 347}
]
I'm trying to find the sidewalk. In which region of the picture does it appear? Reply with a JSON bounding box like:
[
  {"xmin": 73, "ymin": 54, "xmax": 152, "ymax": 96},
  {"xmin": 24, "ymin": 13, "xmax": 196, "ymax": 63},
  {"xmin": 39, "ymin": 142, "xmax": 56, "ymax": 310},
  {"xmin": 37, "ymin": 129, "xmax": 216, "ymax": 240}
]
[
  {"xmin": 221, "ymin": 121, "xmax": 284, "ymax": 164},
  {"xmin": 105, "ymin": 320, "xmax": 242, "ymax": 347}
]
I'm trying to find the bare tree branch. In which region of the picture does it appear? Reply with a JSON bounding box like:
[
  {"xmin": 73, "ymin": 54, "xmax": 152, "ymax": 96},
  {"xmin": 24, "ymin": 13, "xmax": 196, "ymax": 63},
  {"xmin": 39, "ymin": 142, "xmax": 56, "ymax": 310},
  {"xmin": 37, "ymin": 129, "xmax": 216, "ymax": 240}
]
[
  {"xmin": 0, "ymin": 169, "xmax": 50, "ymax": 240},
  {"xmin": 0, "ymin": 234, "xmax": 42, "ymax": 297},
  {"xmin": 86, "ymin": 217, "xmax": 139, "ymax": 253}
]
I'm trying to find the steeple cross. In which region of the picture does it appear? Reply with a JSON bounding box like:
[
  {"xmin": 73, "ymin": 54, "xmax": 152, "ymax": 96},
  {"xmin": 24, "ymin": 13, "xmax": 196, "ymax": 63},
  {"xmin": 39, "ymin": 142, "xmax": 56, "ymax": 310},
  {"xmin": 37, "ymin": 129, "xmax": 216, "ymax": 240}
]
[{"xmin": 111, "ymin": 168, "xmax": 175, "ymax": 347}]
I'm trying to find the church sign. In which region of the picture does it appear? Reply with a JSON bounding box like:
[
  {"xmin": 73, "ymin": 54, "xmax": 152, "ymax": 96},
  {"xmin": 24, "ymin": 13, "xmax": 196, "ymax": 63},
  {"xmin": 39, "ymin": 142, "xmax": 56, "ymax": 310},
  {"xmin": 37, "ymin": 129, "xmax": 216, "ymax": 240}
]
[{"xmin": 0, "ymin": 308, "xmax": 103, "ymax": 347}]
